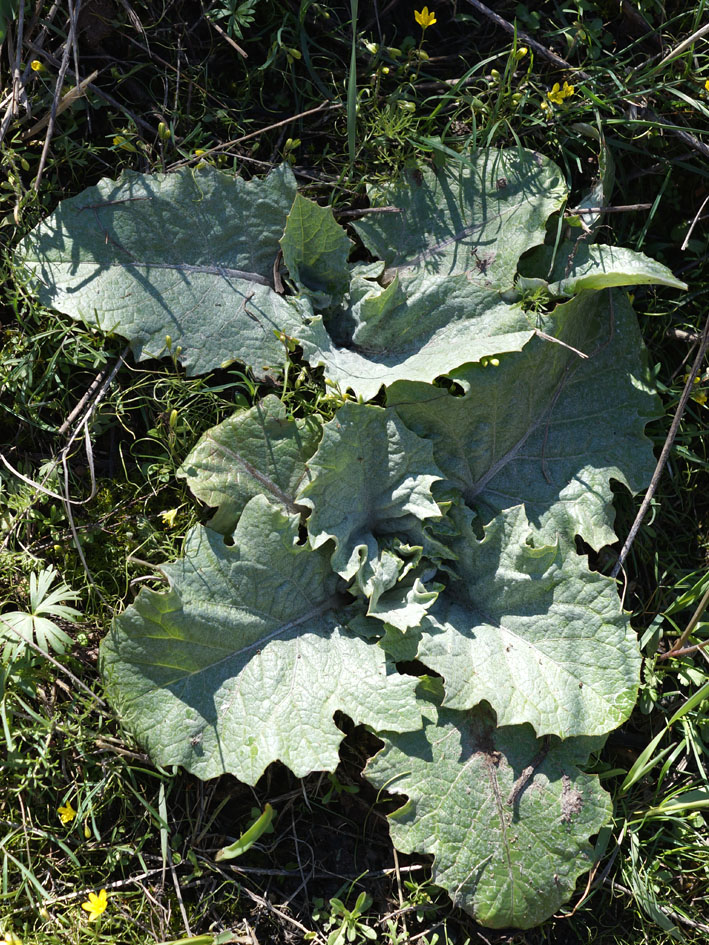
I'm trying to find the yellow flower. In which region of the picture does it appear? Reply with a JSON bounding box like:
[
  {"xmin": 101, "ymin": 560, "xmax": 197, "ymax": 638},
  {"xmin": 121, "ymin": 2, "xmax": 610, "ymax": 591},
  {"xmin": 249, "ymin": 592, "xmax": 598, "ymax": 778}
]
[
  {"xmin": 30, "ymin": 60, "xmax": 45, "ymax": 73},
  {"xmin": 112, "ymin": 135, "xmax": 138, "ymax": 152},
  {"xmin": 160, "ymin": 508, "xmax": 178, "ymax": 528},
  {"xmin": 81, "ymin": 889, "xmax": 108, "ymax": 922},
  {"xmin": 0, "ymin": 932, "xmax": 23, "ymax": 945},
  {"xmin": 705, "ymin": 79, "xmax": 709, "ymax": 91},
  {"xmin": 684, "ymin": 373, "xmax": 707, "ymax": 405},
  {"xmin": 58, "ymin": 801, "xmax": 77, "ymax": 824},
  {"xmin": 414, "ymin": 6, "xmax": 437, "ymax": 29},
  {"xmin": 547, "ymin": 80, "xmax": 575, "ymax": 105}
]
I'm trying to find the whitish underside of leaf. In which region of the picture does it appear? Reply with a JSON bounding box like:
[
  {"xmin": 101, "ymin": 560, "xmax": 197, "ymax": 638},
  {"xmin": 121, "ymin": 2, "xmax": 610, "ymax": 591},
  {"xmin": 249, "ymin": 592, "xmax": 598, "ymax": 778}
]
[
  {"xmin": 382, "ymin": 506, "xmax": 641, "ymax": 738},
  {"xmin": 297, "ymin": 402, "xmax": 444, "ymax": 579},
  {"xmin": 388, "ymin": 289, "xmax": 659, "ymax": 549},
  {"xmin": 20, "ymin": 165, "xmax": 299, "ymax": 376},
  {"xmin": 365, "ymin": 699, "xmax": 611, "ymax": 929},
  {"xmin": 353, "ymin": 148, "xmax": 567, "ymax": 290},
  {"xmin": 100, "ymin": 496, "xmax": 422, "ymax": 783},
  {"xmin": 177, "ymin": 394, "xmax": 321, "ymax": 535}
]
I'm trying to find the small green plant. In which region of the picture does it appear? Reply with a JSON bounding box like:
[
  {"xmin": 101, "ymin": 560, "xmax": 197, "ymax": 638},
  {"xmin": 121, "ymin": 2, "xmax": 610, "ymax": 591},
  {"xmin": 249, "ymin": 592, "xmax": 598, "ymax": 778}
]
[
  {"xmin": 321, "ymin": 772, "xmax": 360, "ymax": 805},
  {"xmin": 312, "ymin": 891, "xmax": 377, "ymax": 945},
  {"xmin": 0, "ymin": 565, "xmax": 81, "ymax": 659},
  {"xmin": 17, "ymin": 148, "xmax": 688, "ymax": 929},
  {"xmin": 206, "ymin": 0, "xmax": 261, "ymax": 40}
]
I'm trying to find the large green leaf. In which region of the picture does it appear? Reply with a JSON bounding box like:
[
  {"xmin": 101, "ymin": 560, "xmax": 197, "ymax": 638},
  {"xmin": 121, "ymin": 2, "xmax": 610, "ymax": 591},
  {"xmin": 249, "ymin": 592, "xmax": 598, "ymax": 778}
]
[
  {"xmin": 19, "ymin": 165, "xmax": 300, "ymax": 376},
  {"xmin": 382, "ymin": 506, "xmax": 641, "ymax": 738},
  {"xmin": 365, "ymin": 695, "xmax": 611, "ymax": 929},
  {"xmin": 388, "ymin": 289, "xmax": 659, "ymax": 548},
  {"xmin": 177, "ymin": 395, "xmax": 321, "ymax": 535},
  {"xmin": 294, "ymin": 146, "xmax": 570, "ymax": 400},
  {"xmin": 297, "ymin": 268, "xmax": 534, "ymax": 400},
  {"xmin": 100, "ymin": 495, "xmax": 422, "ymax": 784},
  {"xmin": 297, "ymin": 402, "xmax": 444, "ymax": 580},
  {"xmin": 353, "ymin": 148, "xmax": 567, "ymax": 290},
  {"xmin": 519, "ymin": 241, "xmax": 687, "ymax": 297}
]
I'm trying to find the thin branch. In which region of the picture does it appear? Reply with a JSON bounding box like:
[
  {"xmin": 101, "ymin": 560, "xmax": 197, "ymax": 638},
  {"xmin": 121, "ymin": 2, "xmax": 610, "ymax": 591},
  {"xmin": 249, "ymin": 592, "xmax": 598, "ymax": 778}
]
[
  {"xmin": 612, "ymin": 311, "xmax": 709, "ymax": 578},
  {"xmin": 205, "ymin": 13, "xmax": 247, "ymax": 58},
  {"xmin": 681, "ymin": 193, "xmax": 709, "ymax": 251},
  {"xmin": 464, "ymin": 0, "xmax": 580, "ymax": 74},
  {"xmin": 659, "ymin": 583, "xmax": 709, "ymax": 660},
  {"xmin": 0, "ymin": 614, "xmax": 107, "ymax": 708},
  {"xmin": 169, "ymin": 101, "xmax": 342, "ymax": 169},
  {"xmin": 658, "ymin": 22, "xmax": 709, "ymax": 67},
  {"xmin": 34, "ymin": 0, "xmax": 83, "ymax": 190},
  {"xmin": 22, "ymin": 70, "xmax": 98, "ymax": 140},
  {"xmin": 565, "ymin": 204, "xmax": 652, "ymax": 213}
]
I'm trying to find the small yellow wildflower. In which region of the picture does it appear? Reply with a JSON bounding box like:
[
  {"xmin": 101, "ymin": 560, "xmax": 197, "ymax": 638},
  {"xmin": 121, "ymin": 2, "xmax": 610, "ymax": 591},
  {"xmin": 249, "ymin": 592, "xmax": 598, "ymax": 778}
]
[
  {"xmin": 414, "ymin": 6, "xmax": 437, "ymax": 30},
  {"xmin": 0, "ymin": 931, "xmax": 23, "ymax": 945},
  {"xmin": 58, "ymin": 801, "xmax": 77, "ymax": 824},
  {"xmin": 684, "ymin": 373, "xmax": 708, "ymax": 406},
  {"xmin": 516, "ymin": 46, "xmax": 528, "ymax": 59},
  {"xmin": 112, "ymin": 135, "xmax": 137, "ymax": 152},
  {"xmin": 705, "ymin": 79, "xmax": 709, "ymax": 92},
  {"xmin": 81, "ymin": 889, "xmax": 108, "ymax": 922},
  {"xmin": 547, "ymin": 81, "xmax": 575, "ymax": 105},
  {"xmin": 30, "ymin": 60, "xmax": 45, "ymax": 73},
  {"xmin": 160, "ymin": 508, "xmax": 179, "ymax": 528}
]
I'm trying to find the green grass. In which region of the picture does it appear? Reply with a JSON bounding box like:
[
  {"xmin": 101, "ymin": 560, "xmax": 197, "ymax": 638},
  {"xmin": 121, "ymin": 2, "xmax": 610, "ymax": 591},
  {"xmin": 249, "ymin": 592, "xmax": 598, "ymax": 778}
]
[{"xmin": 2, "ymin": 1, "xmax": 709, "ymax": 942}]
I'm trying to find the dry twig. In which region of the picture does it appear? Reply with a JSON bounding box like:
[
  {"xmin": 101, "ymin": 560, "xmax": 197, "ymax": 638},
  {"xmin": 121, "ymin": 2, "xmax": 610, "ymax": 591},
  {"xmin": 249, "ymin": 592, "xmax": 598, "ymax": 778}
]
[{"xmin": 612, "ymin": 312, "xmax": 709, "ymax": 578}]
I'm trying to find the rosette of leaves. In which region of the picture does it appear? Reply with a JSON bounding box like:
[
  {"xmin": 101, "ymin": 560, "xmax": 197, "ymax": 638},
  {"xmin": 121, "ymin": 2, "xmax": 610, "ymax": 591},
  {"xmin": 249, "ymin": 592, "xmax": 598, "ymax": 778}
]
[{"xmin": 21, "ymin": 148, "xmax": 686, "ymax": 928}]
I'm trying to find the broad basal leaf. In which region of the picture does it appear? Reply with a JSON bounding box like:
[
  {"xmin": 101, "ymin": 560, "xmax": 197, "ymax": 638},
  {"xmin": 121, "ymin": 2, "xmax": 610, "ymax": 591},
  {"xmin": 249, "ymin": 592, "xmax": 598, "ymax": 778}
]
[
  {"xmin": 353, "ymin": 148, "xmax": 567, "ymax": 290},
  {"xmin": 383, "ymin": 506, "xmax": 640, "ymax": 738},
  {"xmin": 20, "ymin": 165, "xmax": 300, "ymax": 376},
  {"xmin": 388, "ymin": 289, "xmax": 659, "ymax": 548},
  {"xmin": 100, "ymin": 495, "xmax": 422, "ymax": 784},
  {"xmin": 177, "ymin": 394, "xmax": 321, "ymax": 535},
  {"xmin": 519, "ymin": 241, "xmax": 687, "ymax": 297},
  {"xmin": 280, "ymin": 193, "xmax": 353, "ymax": 308},
  {"xmin": 294, "ymin": 148, "xmax": 570, "ymax": 399},
  {"xmin": 297, "ymin": 268, "xmax": 534, "ymax": 400},
  {"xmin": 365, "ymin": 697, "xmax": 611, "ymax": 929},
  {"xmin": 297, "ymin": 402, "xmax": 444, "ymax": 580}
]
